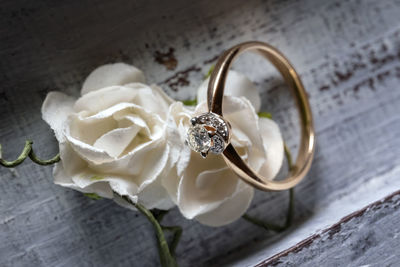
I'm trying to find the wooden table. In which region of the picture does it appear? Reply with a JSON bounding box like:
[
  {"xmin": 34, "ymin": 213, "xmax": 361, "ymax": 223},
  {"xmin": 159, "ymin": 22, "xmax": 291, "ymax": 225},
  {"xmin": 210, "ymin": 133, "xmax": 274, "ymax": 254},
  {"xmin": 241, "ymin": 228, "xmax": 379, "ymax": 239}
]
[{"xmin": 1, "ymin": 0, "xmax": 400, "ymax": 266}]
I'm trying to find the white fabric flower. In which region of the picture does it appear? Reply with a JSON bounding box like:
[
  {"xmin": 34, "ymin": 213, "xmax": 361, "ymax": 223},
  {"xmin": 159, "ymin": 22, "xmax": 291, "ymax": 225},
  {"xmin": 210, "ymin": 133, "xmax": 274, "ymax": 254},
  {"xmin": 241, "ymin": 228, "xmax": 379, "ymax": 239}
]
[
  {"xmin": 42, "ymin": 63, "xmax": 178, "ymax": 210},
  {"xmin": 42, "ymin": 62, "xmax": 284, "ymax": 227},
  {"xmin": 164, "ymin": 96, "xmax": 284, "ymax": 226}
]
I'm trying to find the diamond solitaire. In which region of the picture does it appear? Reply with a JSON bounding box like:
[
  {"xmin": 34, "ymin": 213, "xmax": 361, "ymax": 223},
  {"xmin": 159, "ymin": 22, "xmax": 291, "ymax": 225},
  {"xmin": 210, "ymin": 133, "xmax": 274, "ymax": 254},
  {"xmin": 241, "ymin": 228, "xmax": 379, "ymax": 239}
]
[{"xmin": 186, "ymin": 112, "xmax": 231, "ymax": 158}]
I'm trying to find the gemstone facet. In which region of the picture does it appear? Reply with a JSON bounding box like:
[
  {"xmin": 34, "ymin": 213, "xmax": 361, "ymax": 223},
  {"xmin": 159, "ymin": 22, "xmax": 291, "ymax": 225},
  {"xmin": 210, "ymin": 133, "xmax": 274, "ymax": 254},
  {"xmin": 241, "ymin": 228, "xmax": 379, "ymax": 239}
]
[
  {"xmin": 210, "ymin": 134, "xmax": 225, "ymax": 154},
  {"xmin": 186, "ymin": 112, "xmax": 231, "ymax": 157},
  {"xmin": 186, "ymin": 125, "xmax": 211, "ymax": 153}
]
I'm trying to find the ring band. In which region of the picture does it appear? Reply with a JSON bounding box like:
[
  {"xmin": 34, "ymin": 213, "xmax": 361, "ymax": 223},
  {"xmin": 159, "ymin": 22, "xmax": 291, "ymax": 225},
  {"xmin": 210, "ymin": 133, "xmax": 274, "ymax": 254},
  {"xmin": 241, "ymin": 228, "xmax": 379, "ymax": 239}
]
[{"xmin": 187, "ymin": 41, "xmax": 315, "ymax": 191}]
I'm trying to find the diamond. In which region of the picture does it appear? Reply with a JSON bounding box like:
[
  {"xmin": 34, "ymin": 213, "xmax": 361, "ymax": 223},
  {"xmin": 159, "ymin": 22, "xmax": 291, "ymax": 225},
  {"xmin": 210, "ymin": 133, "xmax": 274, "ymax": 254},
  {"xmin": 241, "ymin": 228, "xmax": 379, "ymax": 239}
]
[
  {"xmin": 186, "ymin": 125, "xmax": 211, "ymax": 153},
  {"xmin": 186, "ymin": 112, "xmax": 231, "ymax": 157},
  {"xmin": 210, "ymin": 134, "xmax": 225, "ymax": 154}
]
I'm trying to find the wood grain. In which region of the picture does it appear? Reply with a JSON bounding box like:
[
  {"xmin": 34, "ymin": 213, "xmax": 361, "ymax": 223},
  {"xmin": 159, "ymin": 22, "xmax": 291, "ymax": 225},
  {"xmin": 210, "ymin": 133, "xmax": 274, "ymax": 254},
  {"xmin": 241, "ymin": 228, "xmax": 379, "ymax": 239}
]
[
  {"xmin": 1, "ymin": 0, "xmax": 400, "ymax": 266},
  {"xmin": 258, "ymin": 190, "xmax": 400, "ymax": 266}
]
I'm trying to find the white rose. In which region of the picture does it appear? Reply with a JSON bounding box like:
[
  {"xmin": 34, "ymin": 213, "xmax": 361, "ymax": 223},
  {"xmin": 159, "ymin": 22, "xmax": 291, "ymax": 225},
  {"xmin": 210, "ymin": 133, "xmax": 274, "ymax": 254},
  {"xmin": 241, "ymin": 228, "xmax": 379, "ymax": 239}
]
[
  {"xmin": 42, "ymin": 63, "xmax": 179, "ymax": 210},
  {"xmin": 42, "ymin": 62, "xmax": 284, "ymax": 227},
  {"xmin": 163, "ymin": 71, "xmax": 284, "ymax": 226}
]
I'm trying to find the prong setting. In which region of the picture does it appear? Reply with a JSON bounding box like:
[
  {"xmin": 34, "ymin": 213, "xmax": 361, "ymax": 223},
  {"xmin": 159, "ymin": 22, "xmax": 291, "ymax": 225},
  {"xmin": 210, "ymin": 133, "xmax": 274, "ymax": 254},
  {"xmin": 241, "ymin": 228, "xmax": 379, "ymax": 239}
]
[
  {"xmin": 200, "ymin": 151, "xmax": 208, "ymax": 158},
  {"xmin": 186, "ymin": 112, "xmax": 231, "ymax": 158}
]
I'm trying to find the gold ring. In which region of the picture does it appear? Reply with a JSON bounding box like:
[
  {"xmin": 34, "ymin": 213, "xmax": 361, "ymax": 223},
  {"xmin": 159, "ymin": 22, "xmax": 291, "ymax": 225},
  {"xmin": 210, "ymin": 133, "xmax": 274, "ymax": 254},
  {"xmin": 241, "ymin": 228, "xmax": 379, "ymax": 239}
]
[{"xmin": 186, "ymin": 41, "xmax": 315, "ymax": 191}]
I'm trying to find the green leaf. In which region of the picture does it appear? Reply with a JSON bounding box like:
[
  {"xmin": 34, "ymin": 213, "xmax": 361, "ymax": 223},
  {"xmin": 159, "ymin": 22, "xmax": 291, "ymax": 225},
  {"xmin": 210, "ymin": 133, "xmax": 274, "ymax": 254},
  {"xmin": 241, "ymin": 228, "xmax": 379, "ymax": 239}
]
[
  {"xmin": 204, "ymin": 64, "xmax": 215, "ymax": 79},
  {"xmin": 257, "ymin": 112, "xmax": 272, "ymax": 119},
  {"xmin": 84, "ymin": 193, "xmax": 102, "ymax": 200},
  {"xmin": 90, "ymin": 175, "xmax": 104, "ymax": 181},
  {"xmin": 182, "ymin": 99, "xmax": 197, "ymax": 106}
]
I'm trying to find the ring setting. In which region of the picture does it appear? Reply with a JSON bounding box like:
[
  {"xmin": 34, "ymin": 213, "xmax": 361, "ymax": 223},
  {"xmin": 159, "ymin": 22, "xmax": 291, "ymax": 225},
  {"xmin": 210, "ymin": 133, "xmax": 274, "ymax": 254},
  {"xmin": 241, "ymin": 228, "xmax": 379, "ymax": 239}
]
[
  {"xmin": 186, "ymin": 112, "xmax": 231, "ymax": 158},
  {"xmin": 185, "ymin": 41, "xmax": 315, "ymax": 191}
]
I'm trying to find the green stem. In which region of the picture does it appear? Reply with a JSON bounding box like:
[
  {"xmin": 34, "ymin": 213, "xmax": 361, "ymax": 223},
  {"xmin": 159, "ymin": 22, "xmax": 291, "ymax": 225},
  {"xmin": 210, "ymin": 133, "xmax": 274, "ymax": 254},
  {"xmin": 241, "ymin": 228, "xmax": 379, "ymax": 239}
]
[
  {"xmin": 0, "ymin": 140, "xmax": 32, "ymax": 167},
  {"xmin": 285, "ymin": 188, "xmax": 294, "ymax": 228},
  {"xmin": 242, "ymin": 188, "xmax": 294, "ymax": 232},
  {"xmin": 152, "ymin": 209, "xmax": 170, "ymax": 222},
  {"xmin": 242, "ymin": 142, "xmax": 295, "ymax": 232},
  {"xmin": 161, "ymin": 226, "xmax": 183, "ymax": 257},
  {"xmin": 121, "ymin": 196, "xmax": 178, "ymax": 267},
  {"xmin": 1, "ymin": 140, "xmax": 180, "ymax": 265},
  {"xmin": 152, "ymin": 210, "xmax": 182, "ymax": 258},
  {"xmin": 0, "ymin": 140, "xmax": 60, "ymax": 167},
  {"xmin": 151, "ymin": 209, "xmax": 183, "ymax": 257},
  {"xmin": 242, "ymin": 214, "xmax": 286, "ymax": 232},
  {"xmin": 29, "ymin": 150, "xmax": 60, "ymax": 165},
  {"xmin": 284, "ymin": 143, "xmax": 293, "ymax": 172}
]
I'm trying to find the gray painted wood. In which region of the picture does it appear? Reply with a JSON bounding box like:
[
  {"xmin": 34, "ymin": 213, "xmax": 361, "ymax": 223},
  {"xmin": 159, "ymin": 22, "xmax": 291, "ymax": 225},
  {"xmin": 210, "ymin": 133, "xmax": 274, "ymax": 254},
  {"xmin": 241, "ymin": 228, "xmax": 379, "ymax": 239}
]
[
  {"xmin": 1, "ymin": 0, "xmax": 400, "ymax": 266},
  {"xmin": 258, "ymin": 191, "xmax": 400, "ymax": 267}
]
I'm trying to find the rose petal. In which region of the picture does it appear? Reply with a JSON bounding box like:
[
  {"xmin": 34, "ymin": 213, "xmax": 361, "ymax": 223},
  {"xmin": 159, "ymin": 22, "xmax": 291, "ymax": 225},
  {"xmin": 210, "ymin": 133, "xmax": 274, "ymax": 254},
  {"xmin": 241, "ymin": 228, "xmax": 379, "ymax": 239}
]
[
  {"xmin": 197, "ymin": 70, "xmax": 261, "ymax": 112},
  {"xmin": 76, "ymin": 86, "xmax": 148, "ymax": 114},
  {"xmin": 88, "ymin": 139, "xmax": 169, "ymax": 191},
  {"xmin": 258, "ymin": 117, "xmax": 284, "ymax": 181},
  {"xmin": 150, "ymin": 84, "xmax": 175, "ymax": 106},
  {"xmin": 177, "ymin": 153, "xmax": 240, "ymax": 219},
  {"xmin": 161, "ymin": 166, "xmax": 180, "ymax": 204},
  {"xmin": 195, "ymin": 182, "xmax": 254, "ymax": 227},
  {"xmin": 136, "ymin": 178, "xmax": 175, "ymax": 210},
  {"xmin": 41, "ymin": 91, "xmax": 75, "ymax": 142},
  {"xmin": 55, "ymin": 143, "xmax": 167, "ymax": 201},
  {"xmin": 167, "ymin": 102, "xmax": 193, "ymax": 143},
  {"xmin": 162, "ymin": 102, "xmax": 193, "ymax": 204},
  {"xmin": 67, "ymin": 102, "xmax": 165, "ymax": 163},
  {"xmin": 66, "ymin": 135, "xmax": 113, "ymax": 164},
  {"xmin": 54, "ymin": 142, "xmax": 86, "ymax": 182},
  {"xmin": 132, "ymin": 141, "xmax": 170, "ymax": 192},
  {"xmin": 76, "ymin": 85, "xmax": 170, "ymax": 120},
  {"xmin": 72, "ymin": 172, "xmax": 138, "ymax": 195},
  {"xmin": 165, "ymin": 102, "xmax": 194, "ymax": 175},
  {"xmin": 53, "ymin": 143, "xmax": 114, "ymax": 198},
  {"xmin": 93, "ymin": 125, "xmax": 141, "ymax": 157},
  {"xmin": 68, "ymin": 106, "xmax": 123, "ymax": 146},
  {"xmin": 124, "ymin": 84, "xmax": 171, "ymax": 120},
  {"xmin": 224, "ymin": 97, "xmax": 266, "ymax": 171},
  {"xmin": 81, "ymin": 63, "xmax": 145, "ymax": 95}
]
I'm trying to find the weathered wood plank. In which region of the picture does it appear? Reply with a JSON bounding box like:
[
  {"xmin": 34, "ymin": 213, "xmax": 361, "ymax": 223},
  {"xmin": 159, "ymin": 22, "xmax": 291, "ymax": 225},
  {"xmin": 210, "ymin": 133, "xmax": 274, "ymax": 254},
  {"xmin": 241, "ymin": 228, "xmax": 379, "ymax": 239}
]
[
  {"xmin": 258, "ymin": 190, "xmax": 400, "ymax": 267},
  {"xmin": 1, "ymin": 0, "xmax": 400, "ymax": 266}
]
